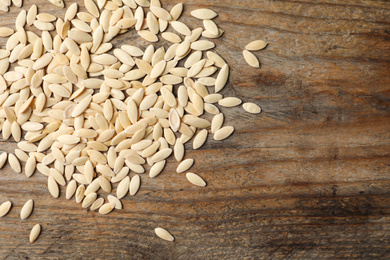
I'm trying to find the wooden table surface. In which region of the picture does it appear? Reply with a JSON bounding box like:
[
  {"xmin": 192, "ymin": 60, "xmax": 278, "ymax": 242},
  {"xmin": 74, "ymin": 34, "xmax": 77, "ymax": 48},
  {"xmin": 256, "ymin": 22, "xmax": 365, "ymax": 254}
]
[{"xmin": 0, "ymin": 0, "xmax": 390, "ymax": 259}]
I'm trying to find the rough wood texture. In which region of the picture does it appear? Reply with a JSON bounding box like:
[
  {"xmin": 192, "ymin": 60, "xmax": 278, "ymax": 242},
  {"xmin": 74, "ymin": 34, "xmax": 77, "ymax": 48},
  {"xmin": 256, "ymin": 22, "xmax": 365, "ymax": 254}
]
[{"xmin": 1, "ymin": 0, "xmax": 390, "ymax": 259}]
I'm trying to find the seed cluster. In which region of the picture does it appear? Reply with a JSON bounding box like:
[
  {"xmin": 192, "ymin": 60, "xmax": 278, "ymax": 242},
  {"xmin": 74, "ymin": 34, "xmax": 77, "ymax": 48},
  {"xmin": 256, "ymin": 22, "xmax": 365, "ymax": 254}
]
[{"xmin": 0, "ymin": 0, "xmax": 265, "ymax": 242}]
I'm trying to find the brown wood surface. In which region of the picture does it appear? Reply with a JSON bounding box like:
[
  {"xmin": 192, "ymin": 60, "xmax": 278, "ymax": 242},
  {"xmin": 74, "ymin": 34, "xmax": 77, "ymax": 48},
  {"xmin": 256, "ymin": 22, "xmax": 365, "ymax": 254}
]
[{"xmin": 1, "ymin": 0, "xmax": 390, "ymax": 259}]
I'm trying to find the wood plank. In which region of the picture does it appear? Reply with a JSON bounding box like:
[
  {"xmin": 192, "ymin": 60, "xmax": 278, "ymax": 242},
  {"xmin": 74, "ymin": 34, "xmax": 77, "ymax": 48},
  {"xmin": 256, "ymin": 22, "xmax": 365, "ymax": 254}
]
[{"xmin": 0, "ymin": 0, "xmax": 389, "ymax": 258}]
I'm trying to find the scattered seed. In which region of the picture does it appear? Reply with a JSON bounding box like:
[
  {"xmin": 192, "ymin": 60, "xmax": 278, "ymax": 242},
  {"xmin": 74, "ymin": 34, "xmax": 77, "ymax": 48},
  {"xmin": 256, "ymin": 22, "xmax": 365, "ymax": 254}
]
[
  {"xmin": 66, "ymin": 180, "xmax": 77, "ymax": 199},
  {"xmin": 154, "ymin": 227, "xmax": 174, "ymax": 241},
  {"xmin": 191, "ymin": 9, "xmax": 217, "ymax": 20},
  {"xmin": 218, "ymin": 97, "xmax": 242, "ymax": 107},
  {"xmin": 0, "ymin": 201, "xmax": 12, "ymax": 217},
  {"xmin": 243, "ymin": 50, "xmax": 260, "ymax": 68},
  {"xmin": 29, "ymin": 224, "xmax": 41, "ymax": 243},
  {"xmin": 129, "ymin": 174, "xmax": 141, "ymax": 195},
  {"xmin": 8, "ymin": 153, "xmax": 21, "ymax": 173},
  {"xmin": 99, "ymin": 202, "xmax": 115, "ymax": 215},
  {"xmin": 245, "ymin": 40, "xmax": 268, "ymax": 51},
  {"xmin": 243, "ymin": 102, "xmax": 261, "ymax": 114},
  {"xmin": 193, "ymin": 129, "xmax": 208, "ymax": 149},
  {"xmin": 116, "ymin": 176, "xmax": 130, "ymax": 199},
  {"xmin": 186, "ymin": 172, "xmax": 206, "ymax": 187},
  {"xmin": 20, "ymin": 199, "xmax": 33, "ymax": 220},
  {"xmin": 213, "ymin": 126, "xmax": 234, "ymax": 141},
  {"xmin": 90, "ymin": 197, "xmax": 104, "ymax": 211}
]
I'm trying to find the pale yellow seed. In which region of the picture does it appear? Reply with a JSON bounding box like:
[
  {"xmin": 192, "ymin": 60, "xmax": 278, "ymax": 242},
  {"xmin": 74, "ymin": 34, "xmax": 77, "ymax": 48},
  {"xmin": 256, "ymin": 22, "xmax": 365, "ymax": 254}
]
[
  {"xmin": 20, "ymin": 199, "xmax": 34, "ymax": 220},
  {"xmin": 154, "ymin": 227, "xmax": 174, "ymax": 241},
  {"xmin": 218, "ymin": 97, "xmax": 242, "ymax": 107},
  {"xmin": 211, "ymin": 113, "xmax": 224, "ymax": 134},
  {"xmin": 90, "ymin": 197, "xmax": 104, "ymax": 211},
  {"xmin": 149, "ymin": 160, "xmax": 166, "ymax": 178},
  {"xmin": 243, "ymin": 50, "xmax": 260, "ymax": 68},
  {"xmin": 29, "ymin": 224, "xmax": 41, "ymax": 243},
  {"xmin": 82, "ymin": 193, "xmax": 97, "ymax": 208},
  {"xmin": 0, "ymin": 27, "xmax": 14, "ymax": 37},
  {"xmin": 193, "ymin": 129, "xmax": 208, "ymax": 149},
  {"xmin": 116, "ymin": 176, "xmax": 130, "ymax": 199},
  {"xmin": 75, "ymin": 185, "xmax": 85, "ymax": 203},
  {"xmin": 129, "ymin": 174, "xmax": 140, "ymax": 195},
  {"xmin": 0, "ymin": 201, "xmax": 12, "ymax": 217},
  {"xmin": 203, "ymin": 20, "xmax": 219, "ymax": 36},
  {"xmin": 191, "ymin": 9, "xmax": 217, "ymax": 20},
  {"xmin": 214, "ymin": 126, "xmax": 234, "ymax": 141},
  {"xmin": 138, "ymin": 30, "xmax": 158, "ymax": 42},
  {"xmin": 176, "ymin": 158, "xmax": 194, "ymax": 173},
  {"xmin": 243, "ymin": 102, "xmax": 261, "ymax": 114},
  {"xmin": 215, "ymin": 64, "xmax": 229, "ymax": 93},
  {"xmin": 98, "ymin": 202, "xmax": 115, "ymax": 214},
  {"xmin": 8, "ymin": 153, "xmax": 21, "ymax": 173},
  {"xmin": 66, "ymin": 180, "xmax": 77, "ymax": 199},
  {"xmin": 245, "ymin": 40, "xmax": 268, "ymax": 51},
  {"xmin": 171, "ymin": 21, "xmax": 191, "ymax": 36},
  {"xmin": 186, "ymin": 172, "xmax": 206, "ymax": 187},
  {"xmin": 48, "ymin": 176, "xmax": 60, "ymax": 198}
]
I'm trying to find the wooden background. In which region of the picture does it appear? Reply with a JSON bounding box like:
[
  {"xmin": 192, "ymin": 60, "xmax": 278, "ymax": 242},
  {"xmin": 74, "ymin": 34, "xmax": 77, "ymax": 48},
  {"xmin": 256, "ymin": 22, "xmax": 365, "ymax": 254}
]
[{"xmin": 1, "ymin": 0, "xmax": 390, "ymax": 259}]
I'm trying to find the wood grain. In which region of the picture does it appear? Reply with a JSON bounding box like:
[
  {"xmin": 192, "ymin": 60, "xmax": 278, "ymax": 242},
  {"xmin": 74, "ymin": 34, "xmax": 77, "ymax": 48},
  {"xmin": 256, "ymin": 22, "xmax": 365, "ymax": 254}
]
[{"xmin": 0, "ymin": 0, "xmax": 390, "ymax": 259}]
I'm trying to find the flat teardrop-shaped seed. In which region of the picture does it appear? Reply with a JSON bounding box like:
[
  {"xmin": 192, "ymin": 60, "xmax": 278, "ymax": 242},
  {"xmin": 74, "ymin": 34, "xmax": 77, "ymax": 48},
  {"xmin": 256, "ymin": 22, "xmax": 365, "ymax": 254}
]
[
  {"xmin": 176, "ymin": 158, "xmax": 194, "ymax": 173},
  {"xmin": 203, "ymin": 20, "xmax": 219, "ymax": 36},
  {"xmin": 154, "ymin": 227, "xmax": 174, "ymax": 241},
  {"xmin": 66, "ymin": 180, "xmax": 77, "ymax": 199},
  {"xmin": 243, "ymin": 50, "xmax": 260, "ymax": 68},
  {"xmin": 57, "ymin": 135, "xmax": 80, "ymax": 145},
  {"xmin": 48, "ymin": 176, "xmax": 60, "ymax": 198},
  {"xmin": 82, "ymin": 192, "xmax": 97, "ymax": 208},
  {"xmin": 191, "ymin": 9, "xmax": 217, "ymax": 20},
  {"xmin": 191, "ymin": 40, "xmax": 215, "ymax": 51},
  {"xmin": 8, "ymin": 153, "xmax": 21, "ymax": 173},
  {"xmin": 149, "ymin": 160, "xmax": 166, "ymax": 178},
  {"xmin": 116, "ymin": 176, "xmax": 130, "ymax": 199},
  {"xmin": 243, "ymin": 102, "xmax": 262, "ymax": 114},
  {"xmin": 213, "ymin": 126, "xmax": 234, "ymax": 141},
  {"xmin": 169, "ymin": 108, "xmax": 180, "ymax": 132},
  {"xmin": 99, "ymin": 202, "xmax": 115, "ymax": 214},
  {"xmin": 215, "ymin": 64, "xmax": 229, "ymax": 93},
  {"xmin": 245, "ymin": 40, "xmax": 268, "ymax": 51},
  {"xmin": 0, "ymin": 201, "xmax": 12, "ymax": 217},
  {"xmin": 99, "ymin": 176, "xmax": 112, "ymax": 193},
  {"xmin": 20, "ymin": 199, "xmax": 34, "ymax": 220},
  {"xmin": 90, "ymin": 197, "xmax": 104, "ymax": 211},
  {"xmin": 218, "ymin": 97, "xmax": 242, "ymax": 107},
  {"xmin": 129, "ymin": 174, "xmax": 141, "ymax": 195},
  {"xmin": 25, "ymin": 156, "xmax": 36, "ymax": 178},
  {"xmin": 150, "ymin": 60, "xmax": 166, "ymax": 79},
  {"xmin": 138, "ymin": 30, "xmax": 158, "ymax": 42},
  {"xmin": 170, "ymin": 21, "xmax": 191, "ymax": 36},
  {"xmin": 29, "ymin": 224, "xmax": 41, "ymax": 243},
  {"xmin": 174, "ymin": 140, "xmax": 184, "ymax": 162},
  {"xmin": 211, "ymin": 113, "xmax": 224, "ymax": 134},
  {"xmin": 75, "ymin": 185, "xmax": 85, "ymax": 203},
  {"xmin": 193, "ymin": 129, "xmax": 208, "ymax": 149},
  {"xmin": 170, "ymin": 3, "xmax": 183, "ymax": 20},
  {"xmin": 186, "ymin": 172, "xmax": 207, "ymax": 187},
  {"xmin": 151, "ymin": 148, "xmax": 172, "ymax": 163}
]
